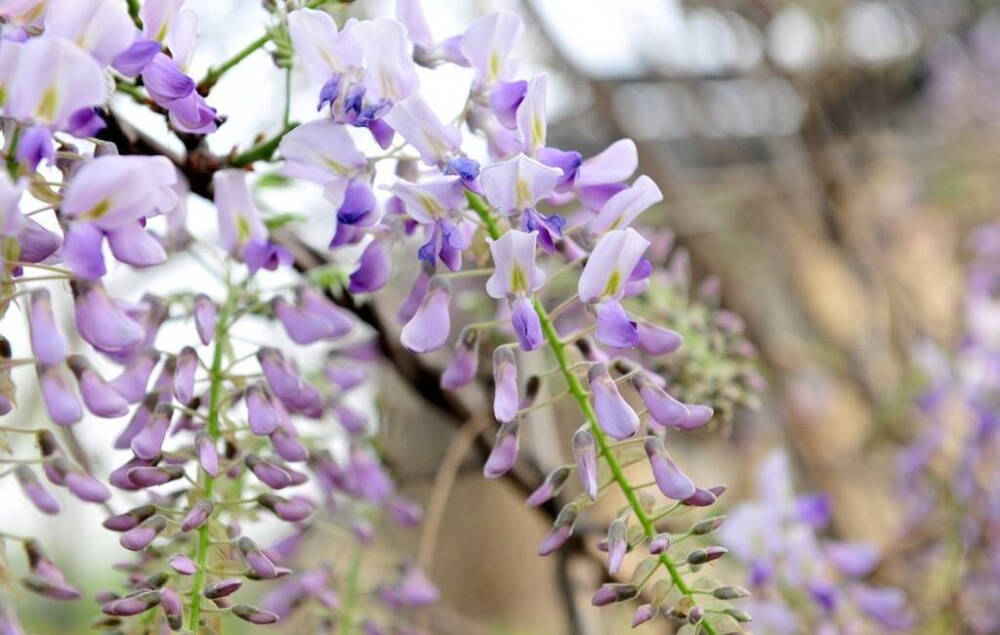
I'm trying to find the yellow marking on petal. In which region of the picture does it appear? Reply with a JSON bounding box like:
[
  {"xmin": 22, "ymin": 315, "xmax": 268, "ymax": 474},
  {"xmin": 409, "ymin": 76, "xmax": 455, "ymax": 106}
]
[
  {"xmin": 419, "ymin": 194, "xmax": 445, "ymax": 218},
  {"xmin": 156, "ymin": 23, "xmax": 169, "ymax": 43},
  {"xmin": 379, "ymin": 69, "xmax": 396, "ymax": 101},
  {"xmin": 87, "ymin": 199, "xmax": 112, "ymax": 220},
  {"xmin": 321, "ymin": 157, "xmax": 350, "ymax": 176},
  {"xmin": 488, "ymin": 52, "xmax": 500, "ymax": 82},
  {"xmin": 24, "ymin": 4, "xmax": 45, "ymax": 23},
  {"xmin": 532, "ymin": 116, "xmax": 545, "ymax": 149},
  {"xmin": 516, "ymin": 178, "xmax": 532, "ymax": 210},
  {"xmin": 36, "ymin": 86, "xmax": 58, "ymax": 122},
  {"xmin": 510, "ymin": 265, "xmax": 528, "ymax": 294},
  {"xmin": 236, "ymin": 215, "xmax": 251, "ymax": 243},
  {"xmin": 0, "ymin": 85, "xmax": 7, "ymax": 107},
  {"xmin": 602, "ymin": 269, "xmax": 622, "ymax": 299}
]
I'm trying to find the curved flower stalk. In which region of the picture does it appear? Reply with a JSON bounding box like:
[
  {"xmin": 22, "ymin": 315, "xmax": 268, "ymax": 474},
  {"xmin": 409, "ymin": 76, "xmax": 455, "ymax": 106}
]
[
  {"xmin": 899, "ymin": 224, "xmax": 1000, "ymax": 633},
  {"xmin": 292, "ymin": 3, "xmax": 746, "ymax": 630},
  {"xmin": 718, "ymin": 451, "xmax": 913, "ymax": 633},
  {"xmin": 0, "ymin": 0, "xmax": 756, "ymax": 632}
]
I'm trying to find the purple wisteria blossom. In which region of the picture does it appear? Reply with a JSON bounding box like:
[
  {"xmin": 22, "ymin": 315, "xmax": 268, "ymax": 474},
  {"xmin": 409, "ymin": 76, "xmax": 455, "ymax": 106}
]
[
  {"xmin": 0, "ymin": 1, "xmax": 752, "ymax": 632},
  {"xmin": 718, "ymin": 451, "xmax": 912, "ymax": 633}
]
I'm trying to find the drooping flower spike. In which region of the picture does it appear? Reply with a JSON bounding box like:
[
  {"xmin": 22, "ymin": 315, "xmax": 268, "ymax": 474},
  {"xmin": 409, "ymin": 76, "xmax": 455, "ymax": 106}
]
[{"xmin": 0, "ymin": 3, "xmax": 755, "ymax": 632}]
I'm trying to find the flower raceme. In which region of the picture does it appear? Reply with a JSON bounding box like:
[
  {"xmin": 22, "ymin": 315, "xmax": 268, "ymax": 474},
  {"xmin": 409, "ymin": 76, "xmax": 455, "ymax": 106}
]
[{"xmin": 0, "ymin": 1, "xmax": 745, "ymax": 633}]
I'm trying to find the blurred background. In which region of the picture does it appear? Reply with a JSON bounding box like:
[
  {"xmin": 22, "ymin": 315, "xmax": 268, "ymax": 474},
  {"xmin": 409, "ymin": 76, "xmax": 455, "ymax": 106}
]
[{"xmin": 5, "ymin": 0, "xmax": 1000, "ymax": 632}]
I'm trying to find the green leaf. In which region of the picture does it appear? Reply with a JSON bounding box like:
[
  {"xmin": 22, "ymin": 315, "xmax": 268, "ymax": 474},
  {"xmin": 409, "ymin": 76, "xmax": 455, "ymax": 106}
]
[
  {"xmin": 263, "ymin": 213, "xmax": 307, "ymax": 230},
  {"xmin": 255, "ymin": 173, "xmax": 292, "ymax": 189}
]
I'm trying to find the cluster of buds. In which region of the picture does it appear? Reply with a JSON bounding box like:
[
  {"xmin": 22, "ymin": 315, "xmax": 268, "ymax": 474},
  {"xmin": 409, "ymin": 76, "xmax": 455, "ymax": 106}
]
[
  {"xmin": 718, "ymin": 451, "xmax": 913, "ymax": 632},
  {"xmin": 628, "ymin": 241, "xmax": 765, "ymax": 426},
  {"xmin": 0, "ymin": 0, "xmax": 762, "ymax": 632},
  {"xmin": 899, "ymin": 224, "xmax": 1000, "ymax": 632}
]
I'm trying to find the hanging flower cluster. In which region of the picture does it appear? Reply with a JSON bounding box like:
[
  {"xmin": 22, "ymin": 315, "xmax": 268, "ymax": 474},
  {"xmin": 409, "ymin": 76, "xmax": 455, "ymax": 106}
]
[
  {"xmin": 0, "ymin": 1, "xmax": 431, "ymax": 632},
  {"xmin": 0, "ymin": 0, "xmax": 751, "ymax": 632},
  {"xmin": 718, "ymin": 451, "xmax": 913, "ymax": 633},
  {"xmin": 899, "ymin": 224, "xmax": 1000, "ymax": 633}
]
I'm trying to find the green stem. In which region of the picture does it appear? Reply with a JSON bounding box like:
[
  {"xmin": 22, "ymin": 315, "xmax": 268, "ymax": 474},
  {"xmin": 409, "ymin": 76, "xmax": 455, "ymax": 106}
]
[
  {"xmin": 339, "ymin": 548, "xmax": 363, "ymax": 635},
  {"xmin": 114, "ymin": 79, "xmax": 151, "ymax": 106},
  {"xmin": 125, "ymin": 0, "xmax": 142, "ymax": 28},
  {"xmin": 197, "ymin": 0, "xmax": 332, "ymax": 91},
  {"xmin": 199, "ymin": 34, "xmax": 269, "ymax": 91},
  {"xmin": 228, "ymin": 122, "xmax": 298, "ymax": 167},
  {"xmin": 6, "ymin": 126, "xmax": 20, "ymax": 178},
  {"xmin": 186, "ymin": 296, "xmax": 233, "ymax": 632},
  {"xmin": 466, "ymin": 192, "xmax": 717, "ymax": 635}
]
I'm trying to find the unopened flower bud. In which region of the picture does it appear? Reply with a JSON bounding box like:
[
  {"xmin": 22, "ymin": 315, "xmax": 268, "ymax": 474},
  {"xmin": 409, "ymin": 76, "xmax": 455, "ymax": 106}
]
[
  {"xmin": 193, "ymin": 294, "xmax": 217, "ymax": 345},
  {"xmin": 28, "ymin": 289, "xmax": 67, "ymax": 365},
  {"xmin": 126, "ymin": 465, "xmax": 184, "ymax": 488},
  {"xmin": 232, "ymin": 604, "xmax": 280, "ymax": 625},
  {"xmin": 239, "ymin": 537, "xmax": 279, "ymax": 579},
  {"xmin": 588, "ymin": 363, "xmax": 638, "ymax": 439},
  {"xmin": 168, "ymin": 554, "xmax": 197, "ymax": 576},
  {"xmin": 440, "ymin": 329, "xmax": 479, "ymax": 390},
  {"xmin": 632, "ymin": 373, "xmax": 688, "ymax": 431},
  {"xmin": 15, "ymin": 466, "xmax": 59, "ymax": 515},
  {"xmin": 37, "ymin": 364, "xmax": 82, "ymax": 426},
  {"xmin": 724, "ymin": 608, "xmax": 752, "ymax": 623},
  {"xmin": 120, "ymin": 515, "xmax": 167, "ymax": 551},
  {"xmin": 130, "ymin": 404, "xmax": 171, "ymax": 460},
  {"xmin": 632, "ymin": 603, "xmax": 656, "ymax": 627},
  {"xmin": 525, "ymin": 465, "xmax": 570, "ymax": 507},
  {"xmin": 591, "ymin": 583, "xmax": 638, "ymax": 606},
  {"xmin": 681, "ymin": 487, "xmax": 719, "ymax": 507},
  {"xmin": 246, "ymin": 385, "xmax": 280, "ymax": 436},
  {"xmin": 67, "ymin": 355, "xmax": 129, "ymax": 418},
  {"xmin": 492, "ymin": 347, "xmax": 519, "ymax": 423},
  {"xmin": 691, "ymin": 515, "xmax": 726, "ymax": 535},
  {"xmin": 572, "ymin": 428, "xmax": 598, "ymax": 499},
  {"xmin": 195, "ymin": 432, "xmax": 218, "ymax": 476},
  {"xmin": 483, "ymin": 420, "xmax": 519, "ymax": 478},
  {"xmin": 649, "ymin": 533, "xmax": 671, "ymax": 555},
  {"xmin": 686, "ymin": 546, "xmax": 727, "ymax": 565},
  {"xmin": 36, "ymin": 430, "xmax": 60, "ymax": 458},
  {"xmin": 246, "ymin": 454, "xmax": 293, "ymax": 489},
  {"xmin": 679, "ymin": 404, "xmax": 713, "ymax": 431},
  {"xmin": 688, "ymin": 605, "xmax": 703, "ymax": 624},
  {"xmin": 160, "ymin": 587, "xmax": 183, "ymax": 630},
  {"xmin": 181, "ymin": 500, "xmax": 214, "ymax": 532},
  {"xmin": 637, "ymin": 321, "xmax": 682, "ymax": 356},
  {"xmin": 386, "ymin": 496, "xmax": 423, "ymax": 527},
  {"xmin": 712, "ymin": 586, "xmax": 751, "ymax": 600},
  {"xmin": 102, "ymin": 590, "xmax": 161, "ymax": 616},
  {"xmin": 257, "ymin": 493, "xmax": 314, "ymax": 522},
  {"xmin": 606, "ymin": 518, "xmax": 627, "ymax": 575},
  {"xmin": 103, "ymin": 504, "xmax": 156, "ymax": 531},
  {"xmin": 139, "ymin": 572, "xmax": 169, "ymax": 590},
  {"xmin": 65, "ymin": 470, "xmax": 111, "ymax": 502},
  {"xmin": 538, "ymin": 504, "xmax": 577, "ymax": 556},
  {"xmin": 270, "ymin": 425, "xmax": 308, "ymax": 462},
  {"xmin": 644, "ymin": 436, "xmax": 695, "ymax": 500},
  {"xmin": 203, "ymin": 578, "xmax": 242, "ymax": 600}
]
